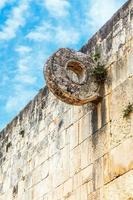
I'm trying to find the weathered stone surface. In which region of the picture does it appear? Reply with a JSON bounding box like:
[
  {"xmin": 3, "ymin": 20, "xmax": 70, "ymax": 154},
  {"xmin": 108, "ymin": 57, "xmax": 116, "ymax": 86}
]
[
  {"xmin": 104, "ymin": 138, "xmax": 133, "ymax": 184},
  {"xmin": 0, "ymin": 1, "xmax": 133, "ymax": 200},
  {"xmin": 44, "ymin": 48, "xmax": 101, "ymax": 105},
  {"xmin": 104, "ymin": 170, "xmax": 133, "ymax": 200}
]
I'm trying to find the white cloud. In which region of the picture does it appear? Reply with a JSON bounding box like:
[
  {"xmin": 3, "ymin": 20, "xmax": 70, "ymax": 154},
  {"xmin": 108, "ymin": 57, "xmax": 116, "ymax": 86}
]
[
  {"xmin": 15, "ymin": 45, "xmax": 32, "ymax": 54},
  {"xmin": 26, "ymin": 22, "xmax": 52, "ymax": 41},
  {"xmin": 5, "ymin": 44, "xmax": 42, "ymax": 114},
  {"xmin": 15, "ymin": 74, "xmax": 37, "ymax": 84},
  {"xmin": 16, "ymin": 56, "xmax": 37, "ymax": 85},
  {"xmin": 86, "ymin": 0, "xmax": 126, "ymax": 32},
  {"xmin": 0, "ymin": 0, "xmax": 13, "ymax": 9},
  {"xmin": 0, "ymin": 0, "xmax": 8, "ymax": 9},
  {"xmin": 5, "ymin": 84, "xmax": 36, "ymax": 112},
  {"xmin": 17, "ymin": 57, "xmax": 29, "ymax": 73},
  {"xmin": 26, "ymin": 22, "xmax": 80, "ymax": 46},
  {"xmin": 44, "ymin": 0, "xmax": 70, "ymax": 18},
  {"xmin": 0, "ymin": 0, "xmax": 29, "ymax": 40},
  {"xmin": 27, "ymin": 31, "xmax": 51, "ymax": 42},
  {"xmin": 55, "ymin": 26, "xmax": 80, "ymax": 46}
]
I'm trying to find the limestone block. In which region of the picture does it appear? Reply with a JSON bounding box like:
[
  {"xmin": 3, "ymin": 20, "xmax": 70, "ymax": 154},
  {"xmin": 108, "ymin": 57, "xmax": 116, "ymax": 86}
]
[
  {"xmin": 54, "ymin": 184, "xmax": 63, "ymax": 200},
  {"xmin": 87, "ymin": 180, "xmax": 94, "ymax": 195},
  {"xmin": 103, "ymin": 153, "xmax": 111, "ymax": 184},
  {"xmin": 2, "ymin": 172, "xmax": 10, "ymax": 193},
  {"xmin": 22, "ymin": 189, "xmax": 33, "ymax": 200},
  {"xmin": 127, "ymin": 49, "xmax": 133, "ymax": 77},
  {"xmin": 68, "ymin": 122, "xmax": 79, "ymax": 150},
  {"xmin": 0, "ymin": 194, "xmax": 5, "ymax": 200},
  {"xmin": 32, "ymin": 166, "xmax": 42, "ymax": 185},
  {"xmin": 47, "ymin": 192, "xmax": 53, "ymax": 200},
  {"xmin": 34, "ymin": 137, "xmax": 49, "ymax": 167},
  {"xmin": 88, "ymin": 190, "xmax": 101, "ymax": 200},
  {"xmin": 111, "ymin": 56, "xmax": 128, "ymax": 90},
  {"xmin": 73, "ymin": 171, "xmax": 82, "ymax": 191},
  {"xmin": 93, "ymin": 157, "xmax": 104, "ymax": 190},
  {"xmin": 41, "ymin": 160, "xmax": 49, "ymax": 180},
  {"xmin": 63, "ymin": 178, "xmax": 73, "ymax": 198},
  {"xmin": 50, "ymin": 152, "xmax": 63, "ymax": 188},
  {"xmin": 104, "ymin": 138, "xmax": 133, "ymax": 184},
  {"xmin": 112, "ymin": 29, "xmax": 126, "ymax": 55},
  {"xmin": 32, "ymin": 177, "xmax": 51, "ymax": 199},
  {"xmin": 65, "ymin": 189, "xmax": 81, "ymax": 200},
  {"xmin": 79, "ymin": 112, "xmax": 92, "ymax": 144},
  {"xmin": 110, "ymin": 78, "xmax": 133, "ymax": 148},
  {"xmin": 92, "ymin": 124, "xmax": 110, "ymax": 161},
  {"xmin": 37, "ymin": 128, "xmax": 49, "ymax": 145},
  {"xmin": 62, "ymin": 145, "xmax": 70, "ymax": 182},
  {"xmin": 70, "ymin": 104, "xmax": 91, "ymax": 124},
  {"xmin": 50, "ymin": 145, "xmax": 70, "ymax": 188},
  {"xmin": 43, "ymin": 195, "xmax": 48, "ymax": 200},
  {"xmin": 70, "ymin": 145, "xmax": 81, "ymax": 176},
  {"xmin": 35, "ymin": 147, "xmax": 49, "ymax": 167},
  {"xmin": 80, "ymin": 138, "xmax": 93, "ymax": 169},
  {"xmin": 25, "ymin": 172, "xmax": 33, "ymax": 189},
  {"xmin": 58, "ymin": 129, "xmax": 66, "ymax": 149},
  {"xmin": 3, "ymin": 188, "xmax": 13, "ymax": 200},
  {"xmin": 81, "ymin": 164, "xmax": 93, "ymax": 185},
  {"xmin": 17, "ymin": 180, "xmax": 25, "ymax": 199},
  {"xmin": 80, "ymin": 183, "xmax": 88, "ymax": 200},
  {"xmin": 49, "ymin": 131, "xmax": 60, "ymax": 157},
  {"xmin": 38, "ymin": 117, "xmax": 47, "ymax": 133},
  {"xmin": 113, "ymin": 19, "xmax": 123, "ymax": 37},
  {"xmin": 104, "ymin": 170, "xmax": 133, "ymax": 200},
  {"xmin": 74, "ymin": 188, "xmax": 81, "ymax": 200},
  {"xmin": 63, "ymin": 109, "xmax": 73, "ymax": 130}
]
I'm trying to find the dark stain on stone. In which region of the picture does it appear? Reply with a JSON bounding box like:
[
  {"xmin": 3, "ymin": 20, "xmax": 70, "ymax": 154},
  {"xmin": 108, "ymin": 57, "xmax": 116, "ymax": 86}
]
[
  {"xmin": 12, "ymin": 184, "xmax": 18, "ymax": 197},
  {"xmin": 0, "ymin": 183, "xmax": 3, "ymax": 193},
  {"xmin": 41, "ymin": 100, "xmax": 46, "ymax": 109},
  {"xmin": 18, "ymin": 152, "xmax": 21, "ymax": 159},
  {"xmin": 101, "ymin": 98, "xmax": 106, "ymax": 127},
  {"xmin": 22, "ymin": 176, "xmax": 25, "ymax": 181},
  {"xmin": 92, "ymin": 162, "xmax": 96, "ymax": 191},
  {"xmin": 92, "ymin": 105, "xmax": 98, "ymax": 134},
  {"xmin": 106, "ymin": 34, "xmax": 113, "ymax": 53},
  {"xmin": 19, "ymin": 130, "xmax": 25, "ymax": 138},
  {"xmin": 5, "ymin": 136, "xmax": 8, "ymax": 143},
  {"xmin": 42, "ymin": 86, "xmax": 49, "ymax": 97},
  {"xmin": 118, "ymin": 43, "xmax": 124, "ymax": 49},
  {"xmin": 92, "ymin": 131, "xmax": 98, "ymax": 152},
  {"xmin": 122, "ymin": 8, "xmax": 129, "ymax": 27},
  {"xmin": 0, "ymin": 152, "xmax": 3, "ymax": 159},
  {"xmin": 38, "ymin": 110, "xmax": 42, "ymax": 121},
  {"xmin": 113, "ymin": 12, "xmax": 121, "ymax": 25},
  {"xmin": 6, "ymin": 142, "xmax": 12, "ymax": 152},
  {"xmin": 130, "ymin": 8, "xmax": 133, "ymax": 20},
  {"xmin": 58, "ymin": 120, "xmax": 64, "ymax": 131},
  {"xmin": 0, "ymin": 156, "xmax": 5, "ymax": 165}
]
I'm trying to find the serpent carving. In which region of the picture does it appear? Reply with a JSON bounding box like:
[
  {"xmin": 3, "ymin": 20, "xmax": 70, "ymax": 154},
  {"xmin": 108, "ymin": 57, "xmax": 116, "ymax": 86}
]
[{"xmin": 44, "ymin": 48, "xmax": 101, "ymax": 105}]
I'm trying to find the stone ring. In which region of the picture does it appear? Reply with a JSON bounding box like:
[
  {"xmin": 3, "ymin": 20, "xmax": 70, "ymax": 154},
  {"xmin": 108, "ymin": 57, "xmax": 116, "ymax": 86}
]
[{"xmin": 44, "ymin": 48, "xmax": 100, "ymax": 105}]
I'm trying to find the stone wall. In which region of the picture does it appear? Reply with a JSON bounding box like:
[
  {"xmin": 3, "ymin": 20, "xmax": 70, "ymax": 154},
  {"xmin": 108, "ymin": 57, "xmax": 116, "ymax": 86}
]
[{"xmin": 0, "ymin": 0, "xmax": 133, "ymax": 199}]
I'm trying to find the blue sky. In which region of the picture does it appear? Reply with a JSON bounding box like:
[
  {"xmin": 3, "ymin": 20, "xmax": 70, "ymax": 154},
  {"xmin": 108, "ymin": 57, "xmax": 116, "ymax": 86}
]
[{"xmin": 0, "ymin": 0, "xmax": 127, "ymax": 130}]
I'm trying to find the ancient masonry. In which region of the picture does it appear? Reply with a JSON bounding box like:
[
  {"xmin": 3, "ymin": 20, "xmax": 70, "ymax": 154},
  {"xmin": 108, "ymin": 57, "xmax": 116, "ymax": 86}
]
[{"xmin": 0, "ymin": 0, "xmax": 133, "ymax": 199}]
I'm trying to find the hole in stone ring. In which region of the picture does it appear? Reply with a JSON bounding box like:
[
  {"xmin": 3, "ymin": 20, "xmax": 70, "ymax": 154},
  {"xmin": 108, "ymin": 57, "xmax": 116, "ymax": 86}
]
[{"xmin": 66, "ymin": 60, "xmax": 86, "ymax": 84}]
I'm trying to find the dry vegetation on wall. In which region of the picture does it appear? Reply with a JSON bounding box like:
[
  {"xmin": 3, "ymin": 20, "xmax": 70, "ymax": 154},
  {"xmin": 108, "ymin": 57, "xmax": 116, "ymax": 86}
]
[
  {"xmin": 123, "ymin": 103, "xmax": 133, "ymax": 118},
  {"xmin": 91, "ymin": 52, "xmax": 107, "ymax": 84}
]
